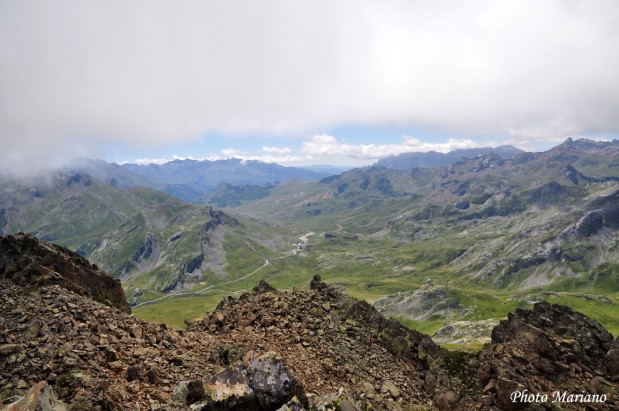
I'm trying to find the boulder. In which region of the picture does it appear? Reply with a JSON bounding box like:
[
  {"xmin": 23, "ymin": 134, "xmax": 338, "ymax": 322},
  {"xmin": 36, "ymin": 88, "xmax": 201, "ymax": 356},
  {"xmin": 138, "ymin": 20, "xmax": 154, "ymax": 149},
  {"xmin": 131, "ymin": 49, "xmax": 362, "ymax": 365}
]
[
  {"xmin": 174, "ymin": 352, "xmax": 308, "ymax": 410},
  {"xmin": 1, "ymin": 381, "xmax": 68, "ymax": 411}
]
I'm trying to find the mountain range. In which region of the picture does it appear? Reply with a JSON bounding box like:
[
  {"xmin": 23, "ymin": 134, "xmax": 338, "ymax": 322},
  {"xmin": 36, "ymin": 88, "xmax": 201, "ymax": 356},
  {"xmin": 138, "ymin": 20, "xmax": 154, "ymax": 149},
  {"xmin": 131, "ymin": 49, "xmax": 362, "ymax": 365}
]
[
  {"xmin": 224, "ymin": 138, "xmax": 619, "ymax": 341},
  {"xmin": 0, "ymin": 173, "xmax": 294, "ymax": 304},
  {"xmin": 64, "ymin": 158, "xmax": 331, "ymax": 203},
  {"xmin": 2, "ymin": 138, "xmax": 619, "ymax": 347},
  {"xmin": 376, "ymin": 145, "xmax": 524, "ymax": 170}
]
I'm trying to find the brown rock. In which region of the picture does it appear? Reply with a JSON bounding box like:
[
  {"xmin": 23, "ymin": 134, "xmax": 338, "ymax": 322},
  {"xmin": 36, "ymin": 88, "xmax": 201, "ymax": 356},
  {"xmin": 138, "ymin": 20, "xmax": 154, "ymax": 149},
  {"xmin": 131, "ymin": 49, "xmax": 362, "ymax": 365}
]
[
  {"xmin": 606, "ymin": 348, "xmax": 619, "ymax": 374},
  {"xmin": 0, "ymin": 234, "xmax": 131, "ymax": 313},
  {"xmin": 126, "ymin": 365, "xmax": 143, "ymax": 382},
  {"xmin": 133, "ymin": 347, "xmax": 149, "ymax": 357},
  {"xmin": 108, "ymin": 361, "xmax": 124, "ymax": 372},
  {"xmin": 146, "ymin": 367, "xmax": 162, "ymax": 384},
  {"xmin": 434, "ymin": 390, "xmax": 460, "ymax": 411}
]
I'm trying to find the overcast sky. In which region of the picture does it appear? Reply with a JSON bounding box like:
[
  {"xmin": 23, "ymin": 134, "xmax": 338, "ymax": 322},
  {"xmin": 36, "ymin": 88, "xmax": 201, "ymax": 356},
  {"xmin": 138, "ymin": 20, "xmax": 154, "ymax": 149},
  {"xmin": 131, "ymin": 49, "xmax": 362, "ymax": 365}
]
[{"xmin": 1, "ymin": 0, "xmax": 619, "ymax": 173}]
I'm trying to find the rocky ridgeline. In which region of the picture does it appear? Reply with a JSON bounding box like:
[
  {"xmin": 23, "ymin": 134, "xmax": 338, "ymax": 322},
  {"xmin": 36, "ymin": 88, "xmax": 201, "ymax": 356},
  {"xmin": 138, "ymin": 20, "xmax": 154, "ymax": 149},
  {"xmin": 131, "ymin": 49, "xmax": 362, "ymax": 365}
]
[
  {"xmin": 186, "ymin": 278, "xmax": 475, "ymax": 409},
  {"xmin": 1, "ymin": 234, "xmax": 619, "ymax": 410},
  {"xmin": 478, "ymin": 302, "xmax": 619, "ymax": 410},
  {"xmin": 0, "ymin": 233, "xmax": 130, "ymax": 313}
]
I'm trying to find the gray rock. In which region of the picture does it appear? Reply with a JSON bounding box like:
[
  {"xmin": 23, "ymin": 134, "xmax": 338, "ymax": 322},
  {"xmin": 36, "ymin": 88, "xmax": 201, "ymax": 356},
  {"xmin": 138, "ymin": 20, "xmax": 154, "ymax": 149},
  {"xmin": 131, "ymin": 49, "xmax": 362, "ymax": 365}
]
[
  {"xmin": 248, "ymin": 353, "xmax": 308, "ymax": 409},
  {"xmin": 174, "ymin": 352, "xmax": 308, "ymax": 410},
  {"xmin": 1, "ymin": 381, "xmax": 68, "ymax": 411}
]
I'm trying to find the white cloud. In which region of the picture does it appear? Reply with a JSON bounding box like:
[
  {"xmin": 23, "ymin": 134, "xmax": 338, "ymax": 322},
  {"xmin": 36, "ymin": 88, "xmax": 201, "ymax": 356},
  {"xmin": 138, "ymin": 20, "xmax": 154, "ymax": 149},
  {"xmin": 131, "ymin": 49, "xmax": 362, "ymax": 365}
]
[
  {"xmin": 302, "ymin": 134, "xmax": 484, "ymax": 159},
  {"xmin": 215, "ymin": 148, "xmax": 311, "ymax": 165},
  {"xmin": 129, "ymin": 158, "xmax": 170, "ymax": 165},
  {"xmin": 238, "ymin": 154, "xmax": 311, "ymax": 165},
  {"xmin": 262, "ymin": 146, "xmax": 293, "ymax": 154},
  {"xmin": 171, "ymin": 154, "xmax": 197, "ymax": 161},
  {"xmin": 1, "ymin": 0, "xmax": 619, "ymax": 173},
  {"xmin": 126, "ymin": 149, "xmax": 310, "ymax": 166},
  {"xmin": 221, "ymin": 148, "xmax": 246, "ymax": 157}
]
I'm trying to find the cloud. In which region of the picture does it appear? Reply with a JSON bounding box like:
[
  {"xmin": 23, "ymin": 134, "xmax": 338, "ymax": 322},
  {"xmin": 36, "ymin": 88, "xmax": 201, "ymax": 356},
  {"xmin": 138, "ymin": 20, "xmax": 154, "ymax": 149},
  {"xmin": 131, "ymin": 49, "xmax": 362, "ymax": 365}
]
[
  {"xmin": 126, "ymin": 154, "xmax": 201, "ymax": 165},
  {"xmin": 221, "ymin": 148, "xmax": 246, "ymax": 158},
  {"xmin": 129, "ymin": 158, "xmax": 170, "ymax": 165},
  {"xmin": 127, "ymin": 149, "xmax": 310, "ymax": 165},
  {"xmin": 302, "ymin": 134, "xmax": 483, "ymax": 158},
  {"xmin": 262, "ymin": 146, "xmax": 293, "ymax": 154},
  {"xmin": 216, "ymin": 148, "xmax": 310, "ymax": 164},
  {"xmin": 1, "ymin": 0, "xmax": 619, "ymax": 173}
]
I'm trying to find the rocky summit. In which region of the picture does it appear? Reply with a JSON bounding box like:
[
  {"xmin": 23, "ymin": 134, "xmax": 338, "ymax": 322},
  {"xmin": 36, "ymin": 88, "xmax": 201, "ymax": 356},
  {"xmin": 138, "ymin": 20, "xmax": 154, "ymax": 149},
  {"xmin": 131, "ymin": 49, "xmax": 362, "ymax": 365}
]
[
  {"xmin": 1, "ymin": 235, "xmax": 619, "ymax": 410},
  {"xmin": 0, "ymin": 233, "xmax": 130, "ymax": 313}
]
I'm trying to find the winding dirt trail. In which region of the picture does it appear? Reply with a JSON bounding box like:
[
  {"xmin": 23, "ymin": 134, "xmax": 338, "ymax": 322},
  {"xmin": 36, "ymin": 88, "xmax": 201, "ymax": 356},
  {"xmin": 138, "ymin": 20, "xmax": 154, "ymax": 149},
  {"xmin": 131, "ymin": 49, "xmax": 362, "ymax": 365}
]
[
  {"xmin": 134, "ymin": 231, "xmax": 318, "ymax": 308},
  {"xmin": 133, "ymin": 258, "xmax": 270, "ymax": 308}
]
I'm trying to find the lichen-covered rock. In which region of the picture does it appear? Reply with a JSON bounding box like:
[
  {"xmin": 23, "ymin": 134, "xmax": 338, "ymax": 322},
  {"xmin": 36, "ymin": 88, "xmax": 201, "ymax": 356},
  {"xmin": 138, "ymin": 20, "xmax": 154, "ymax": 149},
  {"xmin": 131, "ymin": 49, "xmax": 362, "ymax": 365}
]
[
  {"xmin": 167, "ymin": 352, "xmax": 307, "ymax": 410},
  {"xmin": 248, "ymin": 353, "xmax": 308, "ymax": 409},
  {"xmin": 1, "ymin": 381, "xmax": 68, "ymax": 411},
  {"xmin": 276, "ymin": 396, "xmax": 307, "ymax": 411}
]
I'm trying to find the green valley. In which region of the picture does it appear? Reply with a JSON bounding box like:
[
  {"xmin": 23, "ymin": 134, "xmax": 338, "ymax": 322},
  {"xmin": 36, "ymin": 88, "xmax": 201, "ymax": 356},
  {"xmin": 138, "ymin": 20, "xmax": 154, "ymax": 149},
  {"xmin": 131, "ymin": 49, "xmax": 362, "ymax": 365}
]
[{"xmin": 2, "ymin": 138, "xmax": 619, "ymax": 349}]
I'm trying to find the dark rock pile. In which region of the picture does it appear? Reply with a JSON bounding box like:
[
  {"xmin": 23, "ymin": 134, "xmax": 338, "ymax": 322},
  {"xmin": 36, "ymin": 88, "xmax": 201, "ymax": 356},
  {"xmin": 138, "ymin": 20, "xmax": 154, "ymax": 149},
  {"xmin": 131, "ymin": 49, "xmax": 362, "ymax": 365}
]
[
  {"xmin": 0, "ymin": 282, "xmax": 210, "ymax": 410},
  {"xmin": 163, "ymin": 352, "xmax": 309, "ymax": 410},
  {"xmin": 187, "ymin": 277, "xmax": 471, "ymax": 409},
  {"xmin": 478, "ymin": 302, "xmax": 619, "ymax": 410}
]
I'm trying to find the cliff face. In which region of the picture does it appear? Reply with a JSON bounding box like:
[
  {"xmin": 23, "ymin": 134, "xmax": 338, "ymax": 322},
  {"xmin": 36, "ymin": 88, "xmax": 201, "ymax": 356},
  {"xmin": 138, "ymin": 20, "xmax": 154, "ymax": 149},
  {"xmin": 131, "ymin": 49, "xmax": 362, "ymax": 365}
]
[{"xmin": 0, "ymin": 233, "xmax": 130, "ymax": 313}]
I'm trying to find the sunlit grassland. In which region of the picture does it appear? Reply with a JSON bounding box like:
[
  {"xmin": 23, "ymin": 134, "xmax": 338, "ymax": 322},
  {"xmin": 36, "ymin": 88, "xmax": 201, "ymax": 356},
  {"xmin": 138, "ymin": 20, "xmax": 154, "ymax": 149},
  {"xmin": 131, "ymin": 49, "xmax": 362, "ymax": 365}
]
[
  {"xmin": 131, "ymin": 226, "xmax": 619, "ymax": 349},
  {"xmin": 133, "ymin": 293, "xmax": 227, "ymax": 329}
]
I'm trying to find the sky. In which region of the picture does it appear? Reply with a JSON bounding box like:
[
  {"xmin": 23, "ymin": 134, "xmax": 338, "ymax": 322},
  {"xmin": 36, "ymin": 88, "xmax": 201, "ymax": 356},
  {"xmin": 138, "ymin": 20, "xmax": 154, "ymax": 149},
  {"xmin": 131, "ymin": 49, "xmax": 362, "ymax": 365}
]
[{"xmin": 1, "ymin": 0, "xmax": 619, "ymax": 174}]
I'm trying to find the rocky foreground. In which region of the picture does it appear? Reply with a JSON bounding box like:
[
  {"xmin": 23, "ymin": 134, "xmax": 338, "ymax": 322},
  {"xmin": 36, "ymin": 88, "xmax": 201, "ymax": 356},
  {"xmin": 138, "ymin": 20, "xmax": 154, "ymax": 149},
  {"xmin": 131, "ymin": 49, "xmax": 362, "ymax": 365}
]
[{"xmin": 1, "ymin": 233, "xmax": 619, "ymax": 410}]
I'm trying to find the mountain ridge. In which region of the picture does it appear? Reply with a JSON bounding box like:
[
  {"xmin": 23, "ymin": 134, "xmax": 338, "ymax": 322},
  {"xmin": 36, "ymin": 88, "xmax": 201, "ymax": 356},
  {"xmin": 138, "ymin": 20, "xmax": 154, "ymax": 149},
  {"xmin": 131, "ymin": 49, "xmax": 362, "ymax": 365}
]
[
  {"xmin": 60, "ymin": 157, "xmax": 332, "ymax": 203},
  {"xmin": 376, "ymin": 145, "xmax": 524, "ymax": 170},
  {"xmin": 121, "ymin": 158, "xmax": 331, "ymax": 203},
  {"xmin": 3, "ymin": 138, "xmax": 619, "ymax": 346},
  {"xmin": 0, "ymin": 173, "xmax": 293, "ymax": 298}
]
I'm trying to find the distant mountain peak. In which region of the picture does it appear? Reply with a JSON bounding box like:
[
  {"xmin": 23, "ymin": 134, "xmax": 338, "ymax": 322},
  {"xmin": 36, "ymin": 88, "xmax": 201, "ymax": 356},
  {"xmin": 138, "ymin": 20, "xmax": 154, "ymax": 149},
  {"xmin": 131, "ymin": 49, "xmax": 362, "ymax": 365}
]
[
  {"xmin": 376, "ymin": 145, "xmax": 524, "ymax": 171},
  {"xmin": 63, "ymin": 157, "xmax": 333, "ymax": 203}
]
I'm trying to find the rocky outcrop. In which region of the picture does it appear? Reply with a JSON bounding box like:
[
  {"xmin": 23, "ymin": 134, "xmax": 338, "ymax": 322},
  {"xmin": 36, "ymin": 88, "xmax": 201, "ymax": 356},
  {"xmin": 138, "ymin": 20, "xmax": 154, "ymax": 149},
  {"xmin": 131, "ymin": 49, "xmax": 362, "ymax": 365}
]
[
  {"xmin": 0, "ymin": 233, "xmax": 130, "ymax": 313},
  {"xmin": 576, "ymin": 206, "xmax": 619, "ymax": 236},
  {"xmin": 478, "ymin": 302, "xmax": 619, "ymax": 410},
  {"xmin": 203, "ymin": 207, "xmax": 240, "ymax": 233},
  {"xmin": 373, "ymin": 286, "xmax": 465, "ymax": 322},
  {"xmin": 131, "ymin": 233, "xmax": 157, "ymax": 263},
  {"xmin": 189, "ymin": 276, "xmax": 447, "ymax": 407},
  {"xmin": 523, "ymin": 181, "xmax": 580, "ymax": 207},
  {"xmin": 1, "ymin": 382, "xmax": 68, "ymax": 411},
  {"xmin": 474, "ymin": 153, "xmax": 504, "ymax": 173},
  {"xmin": 432, "ymin": 319, "xmax": 500, "ymax": 345},
  {"xmin": 165, "ymin": 353, "xmax": 308, "ymax": 410}
]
